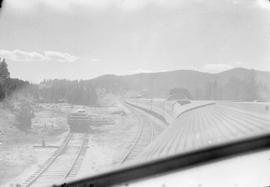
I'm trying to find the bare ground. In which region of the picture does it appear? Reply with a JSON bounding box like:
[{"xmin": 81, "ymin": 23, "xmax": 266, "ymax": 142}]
[
  {"xmin": 1, "ymin": 97, "xmax": 141, "ymax": 186},
  {"xmin": 0, "ymin": 102, "xmax": 70, "ymax": 186}
]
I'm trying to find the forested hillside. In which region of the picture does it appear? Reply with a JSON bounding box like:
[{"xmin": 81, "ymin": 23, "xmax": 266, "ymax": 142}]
[
  {"xmin": 88, "ymin": 68, "xmax": 270, "ymax": 101},
  {"xmin": 1, "ymin": 56, "xmax": 269, "ymax": 103},
  {"xmin": 0, "ymin": 58, "xmax": 30, "ymax": 101},
  {"xmin": 38, "ymin": 68, "xmax": 270, "ymax": 102},
  {"xmin": 38, "ymin": 79, "xmax": 98, "ymax": 105},
  {"xmin": 0, "ymin": 58, "xmax": 98, "ymax": 106}
]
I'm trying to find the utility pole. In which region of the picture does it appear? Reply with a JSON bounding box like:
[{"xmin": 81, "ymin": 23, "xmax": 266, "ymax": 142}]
[
  {"xmin": 150, "ymin": 97, "xmax": 153, "ymax": 111},
  {"xmin": 42, "ymin": 122, "xmax": 46, "ymax": 147}
]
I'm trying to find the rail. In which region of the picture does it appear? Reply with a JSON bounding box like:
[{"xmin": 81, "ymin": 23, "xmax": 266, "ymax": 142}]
[
  {"xmin": 119, "ymin": 106, "xmax": 155, "ymax": 164},
  {"xmin": 22, "ymin": 133, "xmax": 89, "ymax": 187},
  {"xmin": 23, "ymin": 133, "xmax": 73, "ymax": 187},
  {"xmin": 64, "ymin": 134, "xmax": 89, "ymax": 179}
]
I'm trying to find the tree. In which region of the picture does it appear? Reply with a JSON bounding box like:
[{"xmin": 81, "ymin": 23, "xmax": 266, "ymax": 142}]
[
  {"xmin": 204, "ymin": 79, "xmax": 219, "ymax": 100},
  {"xmin": 224, "ymin": 77, "xmax": 242, "ymax": 100},
  {"xmin": 243, "ymin": 69, "xmax": 257, "ymax": 101},
  {"xmin": 38, "ymin": 79, "xmax": 98, "ymax": 106},
  {"xmin": 223, "ymin": 70, "xmax": 259, "ymax": 101},
  {"xmin": 0, "ymin": 58, "xmax": 10, "ymax": 100},
  {"xmin": 168, "ymin": 87, "xmax": 192, "ymax": 100},
  {"xmin": 0, "ymin": 58, "xmax": 10, "ymax": 83},
  {"xmin": 0, "ymin": 84, "xmax": 5, "ymax": 100},
  {"xmin": 15, "ymin": 102, "xmax": 35, "ymax": 131},
  {"xmin": 194, "ymin": 88, "xmax": 203, "ymax": 100},
  {"xmin": 5, "ymin": 78, "xmax": 30, "ymax": 96}
]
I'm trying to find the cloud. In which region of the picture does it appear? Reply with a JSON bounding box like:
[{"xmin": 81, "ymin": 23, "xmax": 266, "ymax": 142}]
[
  {"xmin": 6, "ymin": 0, "xmax": 128, "ymax": 11},
  {"xmin": 202, "ymin": 63, "xmax": 234, "ymax": 73},
  {"xmin": 5, "ymin": 0, "xmax": 268, "ymax": 13},
  {"xmin": 0, "ymin": 49, "xmax": 78, "ymax": 62},
  {"xmin": 5, "ymin": 0, "xmax": 194, "ymax": 12},
  {"xmin": 6, "ymin": 0, "xmax": 264, "ymax": 12},
  {"xmin": 44, "ymin": 51, "xmax": 78, "ymax": 62},
  {"xmin": 129, "ymin": 69, "xmax": 153, "ymax": 74},
  {"xmin": 0, "ymin": 49, "xmax": 47, "ymax": 62}
]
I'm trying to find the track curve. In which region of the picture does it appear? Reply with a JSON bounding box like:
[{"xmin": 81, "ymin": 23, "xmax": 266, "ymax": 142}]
[{"xmin": 120, "ymin": 106, "xmax": 165, "ymax": 164}]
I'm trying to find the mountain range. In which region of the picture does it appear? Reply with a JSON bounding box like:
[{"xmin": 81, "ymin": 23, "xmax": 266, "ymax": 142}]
[{"xmin": 90, "ymin": 68, "xmax": 270, "ymax": 101}]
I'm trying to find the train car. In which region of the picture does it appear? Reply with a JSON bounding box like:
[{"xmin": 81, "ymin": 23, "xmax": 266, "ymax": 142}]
[{"xmin": 67, "ymin": 109, "xmax": 92, "ymax": 133}]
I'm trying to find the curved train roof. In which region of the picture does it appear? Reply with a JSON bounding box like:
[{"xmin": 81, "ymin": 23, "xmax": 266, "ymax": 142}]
[{"xmin": 137, "ymin": 104, "xmax": 270, "ymax": 162}]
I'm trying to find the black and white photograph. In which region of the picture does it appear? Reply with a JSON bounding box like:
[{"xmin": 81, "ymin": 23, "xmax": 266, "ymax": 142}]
[{"xmin": 0, "ymin": 0, "xmax": 270, "ymax": 186}]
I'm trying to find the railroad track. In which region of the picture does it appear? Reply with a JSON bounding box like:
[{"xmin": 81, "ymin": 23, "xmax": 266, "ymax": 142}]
[
  {"xmin": 22, "ymin": 133, "xmax": 89, "ymax": 187},
  {"xmin": 120, "ymin": 106, "xmax": 164, "ymax": 164}
]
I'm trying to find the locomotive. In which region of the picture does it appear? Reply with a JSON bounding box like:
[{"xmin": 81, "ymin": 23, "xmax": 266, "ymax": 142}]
[{"xmin": 67, "ymin": 109, "xmax": 92, "ymax": 133}]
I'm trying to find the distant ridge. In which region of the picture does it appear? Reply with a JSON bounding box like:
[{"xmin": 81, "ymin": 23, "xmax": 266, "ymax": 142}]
[{"xmin": 89, "ymin": 67, "xmax": 270, "ymax": 101}]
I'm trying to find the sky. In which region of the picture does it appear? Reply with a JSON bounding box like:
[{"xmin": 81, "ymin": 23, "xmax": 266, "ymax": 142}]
[{"xmin": 0, "ymin": 0, "xmax": 270, "ymax": 83}]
